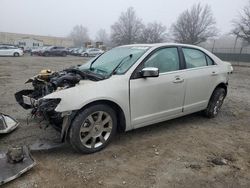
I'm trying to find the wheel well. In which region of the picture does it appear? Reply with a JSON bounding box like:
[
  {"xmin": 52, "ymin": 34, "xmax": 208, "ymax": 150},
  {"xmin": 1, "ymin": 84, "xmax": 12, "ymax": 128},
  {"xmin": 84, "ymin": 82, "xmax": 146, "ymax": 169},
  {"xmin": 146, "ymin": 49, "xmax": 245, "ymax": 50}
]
[
  {"xmin": 78, "ymin": 100, "xmax": 126, "ymax": 133},
  {"xmin": 214, "ymin": 83, "xmax": 228, "ymax": 96}
]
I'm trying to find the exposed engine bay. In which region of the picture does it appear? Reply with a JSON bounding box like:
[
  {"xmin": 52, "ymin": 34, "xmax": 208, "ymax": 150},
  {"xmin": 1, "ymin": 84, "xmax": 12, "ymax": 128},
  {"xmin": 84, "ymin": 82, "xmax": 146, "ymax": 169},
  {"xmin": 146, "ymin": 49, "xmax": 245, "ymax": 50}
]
[{"xmin": 15, "ymin": 67, "xmax": 103, "ymax": 130}]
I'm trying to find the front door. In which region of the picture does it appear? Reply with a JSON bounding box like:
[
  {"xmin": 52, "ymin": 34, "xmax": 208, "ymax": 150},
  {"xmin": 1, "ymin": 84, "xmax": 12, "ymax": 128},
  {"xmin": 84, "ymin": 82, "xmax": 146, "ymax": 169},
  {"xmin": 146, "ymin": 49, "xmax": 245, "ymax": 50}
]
[{"xmin": 130, "ymin": 47, "xmax": 186, "ymax": 128}]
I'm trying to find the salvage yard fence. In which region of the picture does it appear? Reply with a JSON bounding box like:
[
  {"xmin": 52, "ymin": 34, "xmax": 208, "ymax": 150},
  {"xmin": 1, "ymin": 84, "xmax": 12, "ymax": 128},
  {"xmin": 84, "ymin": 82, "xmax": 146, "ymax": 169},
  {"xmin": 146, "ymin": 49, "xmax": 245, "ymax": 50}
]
[{"xmin": 204, "ymin": 47, "xmax": 250, "ymax": 63}]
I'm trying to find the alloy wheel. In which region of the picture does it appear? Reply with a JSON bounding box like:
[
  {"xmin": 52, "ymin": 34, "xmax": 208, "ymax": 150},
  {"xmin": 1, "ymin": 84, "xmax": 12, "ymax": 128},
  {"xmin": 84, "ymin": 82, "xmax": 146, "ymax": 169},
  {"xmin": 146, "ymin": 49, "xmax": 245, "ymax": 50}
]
[{"xmin": 79, "ymin": 111, "xmax": 113, "ymax": 149}]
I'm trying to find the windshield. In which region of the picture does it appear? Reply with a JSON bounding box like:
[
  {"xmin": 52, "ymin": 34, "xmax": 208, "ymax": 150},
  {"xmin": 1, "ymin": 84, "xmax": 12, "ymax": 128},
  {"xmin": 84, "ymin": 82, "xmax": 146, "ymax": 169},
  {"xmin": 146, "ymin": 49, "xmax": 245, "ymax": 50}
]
[{"xmin": 79, "ymin": 46, "xmax": 149, "ymax": 77}]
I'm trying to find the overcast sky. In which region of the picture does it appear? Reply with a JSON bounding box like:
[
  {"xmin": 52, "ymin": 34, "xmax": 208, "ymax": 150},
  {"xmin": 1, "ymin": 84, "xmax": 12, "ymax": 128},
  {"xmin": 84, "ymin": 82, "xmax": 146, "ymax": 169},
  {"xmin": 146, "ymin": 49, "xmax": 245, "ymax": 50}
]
[{"xmin": 0, "ymin": 0, "xmax": 248, "ymax": 38}]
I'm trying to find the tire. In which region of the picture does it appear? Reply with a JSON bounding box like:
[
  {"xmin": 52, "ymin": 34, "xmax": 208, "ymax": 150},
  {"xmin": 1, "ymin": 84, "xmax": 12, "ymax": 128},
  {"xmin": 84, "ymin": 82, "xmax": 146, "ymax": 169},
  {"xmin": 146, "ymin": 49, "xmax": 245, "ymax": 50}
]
[
  {"xmin": 13, "ymin": 52, "xmax": 19, "ymax": 57},
  {"xmin": 44, "ymin": 52, "xmax": 49, "ymax": 57},
  {"xmin": 83, "ymin": 53, "xmax": 88, "ymax": 57},
  {"xmin": 69, "ymin": 104, "xmax": 117, "ymax": 154},
  {"xmin": 62, "ymin": 52, "xmax": 67, "ymax": 57},
  {"xmin": 204, "ymin": 87, "xmax": 226, "ymax": 118}
]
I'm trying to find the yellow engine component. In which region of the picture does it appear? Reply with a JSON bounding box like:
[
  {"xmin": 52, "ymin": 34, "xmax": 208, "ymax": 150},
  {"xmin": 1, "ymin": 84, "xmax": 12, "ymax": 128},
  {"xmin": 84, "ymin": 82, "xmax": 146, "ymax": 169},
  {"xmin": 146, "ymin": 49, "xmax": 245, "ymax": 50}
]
[{"xmin": 37, "ymin": 69, "xmax": 54, "ymax": 81}]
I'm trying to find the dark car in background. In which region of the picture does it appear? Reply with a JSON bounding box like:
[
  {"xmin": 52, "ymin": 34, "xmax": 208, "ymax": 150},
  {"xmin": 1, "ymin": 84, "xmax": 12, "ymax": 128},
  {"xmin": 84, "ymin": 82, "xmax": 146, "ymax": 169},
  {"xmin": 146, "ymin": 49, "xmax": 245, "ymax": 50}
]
[{"xmin": 40, "ymin": 46, "xmax": 68, "ymax": 57}]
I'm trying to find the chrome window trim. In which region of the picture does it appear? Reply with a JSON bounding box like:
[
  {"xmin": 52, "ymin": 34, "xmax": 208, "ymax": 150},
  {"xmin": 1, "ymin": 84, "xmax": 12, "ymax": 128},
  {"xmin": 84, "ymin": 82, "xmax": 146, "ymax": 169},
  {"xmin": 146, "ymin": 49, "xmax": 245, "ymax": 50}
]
[{"xmin": 158, "ymin": 64, "xmax": 218, "ymax": 76}]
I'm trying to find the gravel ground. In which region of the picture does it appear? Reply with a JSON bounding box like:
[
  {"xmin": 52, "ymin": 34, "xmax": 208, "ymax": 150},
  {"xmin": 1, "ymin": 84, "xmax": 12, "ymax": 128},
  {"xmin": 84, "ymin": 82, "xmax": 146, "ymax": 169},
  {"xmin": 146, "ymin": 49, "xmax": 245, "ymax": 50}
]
[{"xmin": 0, "ymin": 56, "xmax": 250, "ymax": 188}]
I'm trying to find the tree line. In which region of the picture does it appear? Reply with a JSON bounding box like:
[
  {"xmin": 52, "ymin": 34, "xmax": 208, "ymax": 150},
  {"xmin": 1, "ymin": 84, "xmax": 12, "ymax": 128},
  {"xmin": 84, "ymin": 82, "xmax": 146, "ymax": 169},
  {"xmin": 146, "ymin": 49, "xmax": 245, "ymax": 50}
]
[{"xmin": 69, "ymin": 1, "xmax": 250, "ymax": 47}]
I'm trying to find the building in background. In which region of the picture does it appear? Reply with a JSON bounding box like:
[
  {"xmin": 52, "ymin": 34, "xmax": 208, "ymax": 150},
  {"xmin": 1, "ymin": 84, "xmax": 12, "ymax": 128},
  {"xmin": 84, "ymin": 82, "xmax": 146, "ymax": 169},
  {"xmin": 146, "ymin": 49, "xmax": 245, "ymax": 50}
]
[
  {"xmin": 0, "ymin": 32, "xmax": 73, "ymax": 48},
  {"xmin": 84, "ymin": 41, "xmax": 107, "ymax": 50},
  {"xmin": 14, "ymin": 37, "xmax": 43, "ymax": 51},
  {"xmin": 95, "ymin": 41, "xmax": 106, "ymax": 50}
]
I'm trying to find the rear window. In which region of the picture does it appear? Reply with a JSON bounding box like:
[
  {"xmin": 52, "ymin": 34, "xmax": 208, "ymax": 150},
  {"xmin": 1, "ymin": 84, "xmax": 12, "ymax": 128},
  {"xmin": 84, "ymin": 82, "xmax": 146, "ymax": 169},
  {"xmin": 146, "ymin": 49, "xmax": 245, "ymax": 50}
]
[{"xmin": 183, "ymin": 48, "xmax": 207, "ymax": 68}]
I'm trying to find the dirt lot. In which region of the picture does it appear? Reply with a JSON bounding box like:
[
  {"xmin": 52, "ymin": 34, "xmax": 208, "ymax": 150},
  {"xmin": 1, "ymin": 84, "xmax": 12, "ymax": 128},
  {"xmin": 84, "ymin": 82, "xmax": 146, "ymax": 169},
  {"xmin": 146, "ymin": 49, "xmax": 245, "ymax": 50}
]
[{"xmin": 0, "ymin": 56, "xmax": 250, "ymax": 188}]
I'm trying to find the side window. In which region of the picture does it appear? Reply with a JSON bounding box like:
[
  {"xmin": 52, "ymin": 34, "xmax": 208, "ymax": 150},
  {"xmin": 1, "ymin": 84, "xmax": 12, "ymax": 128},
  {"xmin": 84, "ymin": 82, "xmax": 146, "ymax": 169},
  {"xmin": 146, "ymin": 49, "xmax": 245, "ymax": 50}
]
[
  {"xmin": 206, "ymin": 55, "xmax": 214, "ymax": 66},
  {"xmin": 144, "ymin": 47, "xmax": 180, "ymax": 73},
  {"xmin": 183, "ymin": 48, "xmax": 207, "ymax": 68}
]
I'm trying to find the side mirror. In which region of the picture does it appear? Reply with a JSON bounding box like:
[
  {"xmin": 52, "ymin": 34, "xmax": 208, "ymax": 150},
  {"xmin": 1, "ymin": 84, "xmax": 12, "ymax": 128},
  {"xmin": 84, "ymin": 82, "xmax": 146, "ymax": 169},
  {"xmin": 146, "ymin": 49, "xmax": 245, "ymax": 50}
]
[{"xmin": 141, "ymin": 67, "xmax": 159, "ymax": 78}]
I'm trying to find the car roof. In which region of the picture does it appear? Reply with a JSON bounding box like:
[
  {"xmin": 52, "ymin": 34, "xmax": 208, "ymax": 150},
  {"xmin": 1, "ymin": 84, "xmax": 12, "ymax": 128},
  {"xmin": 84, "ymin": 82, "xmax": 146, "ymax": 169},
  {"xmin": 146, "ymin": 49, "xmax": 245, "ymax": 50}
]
[
  {"xmin": 121, "ymin": 43, "xmax": 204, "ymax": 49},
  {"xmin": 120, "ymin": 42, "xmax": 222, "ymax": 64}
]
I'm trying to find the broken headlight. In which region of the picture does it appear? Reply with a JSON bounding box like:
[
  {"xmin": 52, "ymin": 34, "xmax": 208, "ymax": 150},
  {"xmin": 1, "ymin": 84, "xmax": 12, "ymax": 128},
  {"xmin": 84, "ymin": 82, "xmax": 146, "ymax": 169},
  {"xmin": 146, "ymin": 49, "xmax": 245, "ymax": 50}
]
[{"xmin": 38, "ymin": 98, "xmax": 61, "ymax": 112}]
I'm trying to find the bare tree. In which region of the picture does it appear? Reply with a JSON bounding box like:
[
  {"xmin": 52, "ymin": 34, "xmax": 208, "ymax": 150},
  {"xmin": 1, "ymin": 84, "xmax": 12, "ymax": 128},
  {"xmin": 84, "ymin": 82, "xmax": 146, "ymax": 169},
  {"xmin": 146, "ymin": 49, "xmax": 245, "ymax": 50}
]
[
  {"xmin": 69, "ymin": 25, "xmax": 90, "ymax": 47},
  {"xmin": 111, "ymin": 7, "xmax": 144, "ymax": 45},
  {"xmin": 95, "ymin": 29, "xmax": 111, "ymax": 46},
  {"xmin": 140, "ymin": 22, "xmax": 167, "ymax": 43},
  {"xmin": 232, "ymin": 1, "xmax": 250, "ymax": 43},
  {"xmin": 171, "ymin": 3, "xmax": 217, "ymax": 44}
]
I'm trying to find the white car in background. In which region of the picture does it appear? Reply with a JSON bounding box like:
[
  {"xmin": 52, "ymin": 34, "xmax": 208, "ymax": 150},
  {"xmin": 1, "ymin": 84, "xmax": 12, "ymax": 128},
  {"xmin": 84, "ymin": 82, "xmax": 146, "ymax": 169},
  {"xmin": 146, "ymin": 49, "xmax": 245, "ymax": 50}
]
[
  {"xmin": 16, "ymin": 43, "xmax": 233, "ymax": 154},
  {"xmin": 0, "ymin": 46, "xmax": 24, "ymax": 57},
  {"xmin": 81, "ymin": 48, "xmax": 104, "ymax": 57}
]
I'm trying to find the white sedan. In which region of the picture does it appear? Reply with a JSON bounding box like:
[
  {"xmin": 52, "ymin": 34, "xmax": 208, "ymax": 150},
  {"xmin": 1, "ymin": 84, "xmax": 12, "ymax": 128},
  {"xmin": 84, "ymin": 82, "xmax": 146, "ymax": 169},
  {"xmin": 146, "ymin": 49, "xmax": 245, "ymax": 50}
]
[
  {"xmin": 0, "ymin": 46, "xmax": 24, "ymax": 57},
  {"xmin": 16, "ymin": 43, "xmax": 233, "ymax": 153},
  {"xmin": 81, "ymin": 48, "xmax": 104, "ymax": 57}
]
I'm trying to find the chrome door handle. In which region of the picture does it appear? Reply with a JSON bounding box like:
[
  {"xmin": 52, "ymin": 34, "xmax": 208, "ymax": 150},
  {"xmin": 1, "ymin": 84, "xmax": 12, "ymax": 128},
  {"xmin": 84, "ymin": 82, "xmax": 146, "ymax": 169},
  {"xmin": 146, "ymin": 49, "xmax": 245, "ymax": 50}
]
[{"xmin": 173, "ymin": 77, "xmax": 184, "ymax": 83}]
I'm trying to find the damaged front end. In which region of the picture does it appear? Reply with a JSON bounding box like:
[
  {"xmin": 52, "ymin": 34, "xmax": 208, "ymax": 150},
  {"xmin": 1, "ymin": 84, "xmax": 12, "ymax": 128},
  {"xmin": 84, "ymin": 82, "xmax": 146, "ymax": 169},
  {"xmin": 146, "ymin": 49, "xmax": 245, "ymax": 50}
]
[
  {"xmin": 14, "ymin": 68, "xmax": 86, "ymax": 134},
  {"xmin": 15, "ymin": 65, "xmax": 105, "ymax": 140}
]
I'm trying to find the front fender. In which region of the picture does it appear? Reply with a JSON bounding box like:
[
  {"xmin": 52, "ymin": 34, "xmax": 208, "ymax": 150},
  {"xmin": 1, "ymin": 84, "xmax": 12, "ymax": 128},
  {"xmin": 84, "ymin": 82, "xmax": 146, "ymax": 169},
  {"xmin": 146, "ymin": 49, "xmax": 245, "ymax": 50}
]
[
  {"xmin": 43, "ymin": 82, "xmax": 126, "ymax": 112},
  {"xmin": 43, "ymin": 76, "xmax": 132, "ymax": 130}
]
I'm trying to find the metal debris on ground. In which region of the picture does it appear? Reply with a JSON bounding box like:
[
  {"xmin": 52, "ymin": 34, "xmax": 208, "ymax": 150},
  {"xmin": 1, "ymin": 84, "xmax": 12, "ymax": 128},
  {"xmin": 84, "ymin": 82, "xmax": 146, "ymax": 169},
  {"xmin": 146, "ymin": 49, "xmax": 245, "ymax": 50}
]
[
  {"xmin": 211, "ymin": 157, "xmax": 228, "ymax": 165},
  {"xmin": 188, "ymin": 164, "xmax": 202, "ymax": 170},
  {"xmin": 7, "ymin": 146, "xmax": 25, "ymax": 164},
  {"xmin": 0, "ymin": 146, "xmax": 36, "ymax": 185},
  {"xmin": 29, "ymin": 139, "xmax": 65, "ymax": 151},
  {"xmin": 0, "ymin": 113, "xmax": 19, "ymax": 134}
]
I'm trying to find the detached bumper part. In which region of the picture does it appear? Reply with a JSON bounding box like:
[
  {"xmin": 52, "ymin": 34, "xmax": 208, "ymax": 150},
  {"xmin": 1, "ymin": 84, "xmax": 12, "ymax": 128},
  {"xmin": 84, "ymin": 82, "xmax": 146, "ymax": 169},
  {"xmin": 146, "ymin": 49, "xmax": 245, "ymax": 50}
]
[
  {"xmin": 14, "ymin": 90, "xmax": 35, "ymax": 109},
  {"xmin": 0, "ymin": 113, "xmax": 19, "ymax": 134},
  {"xmin": 0, "ymin": 146, "xmax": 36, "ymax": 185}
]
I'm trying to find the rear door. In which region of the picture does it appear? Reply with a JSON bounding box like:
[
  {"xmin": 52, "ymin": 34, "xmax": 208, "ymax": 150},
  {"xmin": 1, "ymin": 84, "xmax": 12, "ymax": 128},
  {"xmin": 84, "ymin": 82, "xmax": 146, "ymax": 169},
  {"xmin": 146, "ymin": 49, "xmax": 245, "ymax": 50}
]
[
  {"xmin": 1, "ymin": 47, "xmax": 13, "ymax": 56},
  {"xmin": 130, "ymin": 47, "xmax": 186, "ymax": 128},
  {"xmin": 181, "ymin": 47, "xmax": 218, "ymax": 113},
  {"xmin": 0, "ymin": 47, "xmax": 5, "ymax": 56}
]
